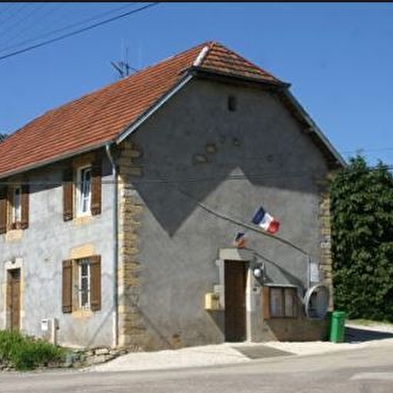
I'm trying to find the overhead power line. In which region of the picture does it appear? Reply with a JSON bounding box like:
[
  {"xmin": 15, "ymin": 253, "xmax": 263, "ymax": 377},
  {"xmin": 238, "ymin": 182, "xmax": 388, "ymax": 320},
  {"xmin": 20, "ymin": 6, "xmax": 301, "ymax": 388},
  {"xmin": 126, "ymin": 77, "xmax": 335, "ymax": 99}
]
[
  {"xmin": 0, "ymin": 3, "xmax": 60, "ymax": 50},
  {"xmin": 0, "ymin": 3, "xmax": 138, "ymax": 54},
  {"xmin": 0, "ymin": 3, "xmax": 46, "ymax": 45},
  {"xmin": 0, "ymin": 3, "xmax": 28, "ymax": 29},
  {"xmin": 341, "ymin": 147, "xmax": 393, "ymax": 155},
  {"xmin": 0, "ymin": 2, "xmax": 159, "ymax": 62}
]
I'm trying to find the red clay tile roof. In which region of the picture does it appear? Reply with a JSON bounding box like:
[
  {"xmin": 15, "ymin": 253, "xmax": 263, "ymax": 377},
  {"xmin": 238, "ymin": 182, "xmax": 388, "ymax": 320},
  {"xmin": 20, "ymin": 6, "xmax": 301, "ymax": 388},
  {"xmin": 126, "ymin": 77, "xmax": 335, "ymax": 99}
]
[
  {"xmin": 0, "ymin": 41, "xmax": 285, "ymax": 178},
  {"xmin": 198, "ymin": 42, "xmax": 281, "ymax": 83}
]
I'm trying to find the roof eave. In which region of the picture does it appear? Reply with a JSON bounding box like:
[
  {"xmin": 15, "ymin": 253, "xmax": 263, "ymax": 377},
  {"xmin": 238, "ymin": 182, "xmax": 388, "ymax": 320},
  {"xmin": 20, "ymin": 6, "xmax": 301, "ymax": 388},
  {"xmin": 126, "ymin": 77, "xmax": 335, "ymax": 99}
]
[
  {"xmin": 116, "ymin": 73, "xmax": 194, "ymax": 144},
  {"xmin": 191, "ymin": 66, "xmax": 344, "ymax": 169},
  {"xmin": 0, "ymin": 74, "xmax": 195, "ymax": 179},
  {"xmin": 281, "ymin": 89, "xmax": 346, "ymax": 169},
  {"xmin": 0, "ymin": 140, "xmax": 114, "ymax": 180}
]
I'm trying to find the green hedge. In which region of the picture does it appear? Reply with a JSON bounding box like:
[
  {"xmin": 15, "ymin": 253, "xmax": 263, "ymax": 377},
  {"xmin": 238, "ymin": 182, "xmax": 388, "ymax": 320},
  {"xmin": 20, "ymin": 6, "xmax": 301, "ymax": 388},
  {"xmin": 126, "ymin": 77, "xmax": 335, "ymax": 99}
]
[
  {"xmin": 330, "ymin": 156, "xmax": 393, "ymax": 322},
  {"xmin": 0, "ymin": 330, "xmax": 65, "ymax": 370}
]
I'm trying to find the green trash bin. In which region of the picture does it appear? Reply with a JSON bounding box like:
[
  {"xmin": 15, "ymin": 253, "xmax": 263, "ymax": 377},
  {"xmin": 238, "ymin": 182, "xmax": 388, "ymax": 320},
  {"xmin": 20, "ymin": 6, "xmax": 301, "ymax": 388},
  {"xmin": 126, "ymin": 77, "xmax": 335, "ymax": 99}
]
[{"xmin": 329, "ymin": 311, "xmax": 346, "ymax": 343}]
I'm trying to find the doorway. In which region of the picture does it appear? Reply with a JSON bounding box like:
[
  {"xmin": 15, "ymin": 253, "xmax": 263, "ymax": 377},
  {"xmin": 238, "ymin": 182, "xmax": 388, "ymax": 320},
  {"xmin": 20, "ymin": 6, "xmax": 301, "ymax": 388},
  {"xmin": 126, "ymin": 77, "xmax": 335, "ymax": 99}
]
[
  {"xmin": 224, "ymin": 260, "xmax": 248, "ymax": 342},
  {"xmin": 7, "ymin": 269, "xmax": 21, "ymax": 332}
]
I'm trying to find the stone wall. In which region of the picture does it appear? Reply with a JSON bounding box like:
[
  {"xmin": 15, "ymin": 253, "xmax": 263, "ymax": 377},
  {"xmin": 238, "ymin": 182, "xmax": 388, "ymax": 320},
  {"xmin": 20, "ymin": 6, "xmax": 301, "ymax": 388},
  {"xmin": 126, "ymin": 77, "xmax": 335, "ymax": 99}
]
[
  {"xmin": 117, "ymin": 140, "xmax": 147, "ymax": 348},
  {"xmin": 317, "ymin": 172, "xmax": 338, "ymax": 310}
]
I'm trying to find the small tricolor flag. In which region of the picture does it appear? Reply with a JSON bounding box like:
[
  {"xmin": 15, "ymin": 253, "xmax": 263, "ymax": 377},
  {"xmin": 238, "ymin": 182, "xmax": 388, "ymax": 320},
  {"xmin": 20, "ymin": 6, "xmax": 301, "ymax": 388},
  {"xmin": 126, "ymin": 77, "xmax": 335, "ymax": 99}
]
[
  {"xmin": 233, "ymin": 232, "xmax": 246, "ymax": 248},
  {"xmin": 251, "ymin": 206, "xmax": 280, "ymax": 234}
]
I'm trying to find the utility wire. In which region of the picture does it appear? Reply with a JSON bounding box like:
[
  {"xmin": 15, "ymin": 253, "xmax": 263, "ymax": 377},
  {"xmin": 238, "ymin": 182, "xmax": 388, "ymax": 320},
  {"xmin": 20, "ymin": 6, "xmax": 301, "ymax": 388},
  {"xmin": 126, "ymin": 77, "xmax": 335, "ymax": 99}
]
[
  {"xmin": 0, "ymin": 4, "xmax": 46, "ymax": 49},
  {"xmin": 0, "ymin": 3, "xmax": 27, "ymax": 31},
  {"xmin": 0, "ymin": 3, "xmax": 159, "ymax": 62},
  {"xmin": 0, "ymin": 159, "xmax": 392, "ymax": 187},
  {"xmin": 0, "ymin": 3, "xmax": 139, "ymax": 54},
  {"xmin": 0, "ymin": 4, "xmax": 59, "ymax": 50},
  {"xmin": 341, "ymin": 147, "xmax": 393, "ymax": 155},
  {"xmin": 174, "ymin": 184, "xmax": 309, "ymax": 255},
  {"xmin": 0, "ymin": 170, "xmax": 326, "ymax": 186}
]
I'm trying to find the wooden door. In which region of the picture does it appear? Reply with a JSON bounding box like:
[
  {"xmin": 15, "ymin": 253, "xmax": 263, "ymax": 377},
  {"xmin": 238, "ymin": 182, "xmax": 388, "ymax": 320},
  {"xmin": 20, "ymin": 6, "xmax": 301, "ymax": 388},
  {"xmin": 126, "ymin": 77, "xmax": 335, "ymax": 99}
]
[
  {"xmin": 7, "ymin": 269, "xmax": 21, "ymax": 332},
  {"xmin": 224, "ymin": 261, "xmax": 248, "ymax": 342}
]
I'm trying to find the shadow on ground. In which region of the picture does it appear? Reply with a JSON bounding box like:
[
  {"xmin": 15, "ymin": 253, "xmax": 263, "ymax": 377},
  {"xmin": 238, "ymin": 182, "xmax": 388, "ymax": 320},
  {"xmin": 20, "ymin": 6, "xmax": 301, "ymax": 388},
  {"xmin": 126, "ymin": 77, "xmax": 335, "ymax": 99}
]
[{"xmin": 345, "ymin": 327, "xmax": 393, "ymax": 343}]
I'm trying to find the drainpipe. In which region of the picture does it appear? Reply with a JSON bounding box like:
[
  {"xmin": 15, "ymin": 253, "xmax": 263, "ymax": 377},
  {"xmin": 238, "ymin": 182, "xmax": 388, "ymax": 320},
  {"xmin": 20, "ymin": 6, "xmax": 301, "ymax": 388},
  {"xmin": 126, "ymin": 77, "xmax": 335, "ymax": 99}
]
[{"xmin": 105, "ymin": 143, "xmax": 119, "ymax": 348}]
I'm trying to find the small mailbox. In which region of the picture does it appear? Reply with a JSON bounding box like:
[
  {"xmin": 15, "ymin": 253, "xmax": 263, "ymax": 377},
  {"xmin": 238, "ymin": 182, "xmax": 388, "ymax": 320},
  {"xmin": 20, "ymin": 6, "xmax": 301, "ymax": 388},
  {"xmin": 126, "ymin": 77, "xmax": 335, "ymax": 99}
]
[{"xmin": 204, "ymin": 292, "xmax": 221, "ymax": 310}]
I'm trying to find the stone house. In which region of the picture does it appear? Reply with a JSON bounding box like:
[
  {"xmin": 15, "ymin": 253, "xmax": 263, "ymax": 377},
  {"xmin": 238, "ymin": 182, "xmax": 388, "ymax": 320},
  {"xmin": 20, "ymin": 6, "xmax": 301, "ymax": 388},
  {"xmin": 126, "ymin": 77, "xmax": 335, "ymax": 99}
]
[{"xmin": 0, "ymin": 41, "xmax": 344, "ymax": 350}]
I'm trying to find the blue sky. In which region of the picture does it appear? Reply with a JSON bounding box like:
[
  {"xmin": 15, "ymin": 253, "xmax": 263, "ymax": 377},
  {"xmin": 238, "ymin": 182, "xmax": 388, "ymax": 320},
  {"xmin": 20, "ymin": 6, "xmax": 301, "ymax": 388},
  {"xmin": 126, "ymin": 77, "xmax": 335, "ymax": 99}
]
[{"xmin": 1, "ymin": 2, "xmax": 393, "ymax": 166}]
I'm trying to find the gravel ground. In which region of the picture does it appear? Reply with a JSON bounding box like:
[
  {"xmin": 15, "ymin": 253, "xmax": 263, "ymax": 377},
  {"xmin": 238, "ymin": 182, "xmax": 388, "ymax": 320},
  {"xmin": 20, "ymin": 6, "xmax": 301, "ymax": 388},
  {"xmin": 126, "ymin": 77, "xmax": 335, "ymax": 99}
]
[{"xmin": 89, "ymin": 321, "xmax": 393, "ymax": 373}]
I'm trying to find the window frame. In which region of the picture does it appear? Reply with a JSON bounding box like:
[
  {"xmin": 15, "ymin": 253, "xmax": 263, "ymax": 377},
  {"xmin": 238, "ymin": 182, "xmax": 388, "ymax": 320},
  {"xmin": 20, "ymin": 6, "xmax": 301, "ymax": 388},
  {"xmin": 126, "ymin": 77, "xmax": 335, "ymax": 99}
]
[
  {"xmin": 62, "ymin": 154, "xmax": 102, "ymax": 222},
  {"xmin": 264, "ymin": 285, "xmax": 298, "ymax": 319},
  {"xmin": 76, "ymin": 165, "xmax": 92, "ymax": 217},
  {"xmin": 62, "ymin": 255, "xmax": 101, "ymax": 314},
  {"xmin": 78, "ymin": 258, "xmax": 91, "ymax": 310},
  {"xmin": 11, "ymin": 186, "xmax": 22, "ymax": 226},
  {"xmin": 0, "ymin": 183, "xmax": 29, "ymax": 233}
]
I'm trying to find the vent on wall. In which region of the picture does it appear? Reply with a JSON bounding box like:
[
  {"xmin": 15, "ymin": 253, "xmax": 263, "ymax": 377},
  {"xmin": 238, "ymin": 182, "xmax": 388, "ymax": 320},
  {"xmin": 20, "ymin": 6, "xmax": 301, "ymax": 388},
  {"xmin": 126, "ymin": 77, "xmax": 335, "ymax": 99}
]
[{"xmin": 228, "ymin": 95, "xmax": 237, "ymax": 112}]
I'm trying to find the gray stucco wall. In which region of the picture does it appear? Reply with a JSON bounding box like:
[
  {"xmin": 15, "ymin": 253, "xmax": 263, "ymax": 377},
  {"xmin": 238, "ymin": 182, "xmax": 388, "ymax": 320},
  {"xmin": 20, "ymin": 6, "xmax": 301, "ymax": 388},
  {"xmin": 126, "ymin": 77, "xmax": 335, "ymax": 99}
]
[
  {"xmin": 0, "ymin": 76, "xmax": 333, "ymax": 350},
  {"xmin": 125, "ymin": 78, "xmax": 331, "ymax": 349},
  {"xmin": 0, "ymin": 153, "xmax": 115, "ymax": 348}
]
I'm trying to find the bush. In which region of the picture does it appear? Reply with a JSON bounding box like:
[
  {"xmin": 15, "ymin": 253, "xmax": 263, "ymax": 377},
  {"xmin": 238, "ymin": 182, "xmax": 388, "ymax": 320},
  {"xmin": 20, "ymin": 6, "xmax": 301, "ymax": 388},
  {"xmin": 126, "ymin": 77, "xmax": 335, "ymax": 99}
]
[
  {"xmin": 331, "ymin": 155, "xmax": 393, "ymax": 321},
  {"xmin": 0, "ymin": 330, "xmax": 65, "ymax": 370}
]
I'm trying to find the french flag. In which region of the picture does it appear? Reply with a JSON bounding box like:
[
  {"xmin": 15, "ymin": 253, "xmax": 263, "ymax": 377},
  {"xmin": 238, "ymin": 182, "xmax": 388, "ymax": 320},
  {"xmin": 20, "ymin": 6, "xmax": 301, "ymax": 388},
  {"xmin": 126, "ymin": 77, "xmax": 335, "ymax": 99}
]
[
  {"xmin": 251, "ymin": 206, "xmax": 280, "ymax": 234},
  {"xmin": 233, "ymin": 232, "xmax": 246, "ymax": 249}
]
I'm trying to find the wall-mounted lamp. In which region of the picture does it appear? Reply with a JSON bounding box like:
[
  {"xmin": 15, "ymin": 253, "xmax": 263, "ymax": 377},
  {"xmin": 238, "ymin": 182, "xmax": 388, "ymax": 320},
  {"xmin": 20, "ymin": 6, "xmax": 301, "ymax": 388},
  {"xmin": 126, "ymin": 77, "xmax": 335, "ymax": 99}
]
[{"xmin": 252, "ymin": 263, "xmax": 265, "ymax": 279}]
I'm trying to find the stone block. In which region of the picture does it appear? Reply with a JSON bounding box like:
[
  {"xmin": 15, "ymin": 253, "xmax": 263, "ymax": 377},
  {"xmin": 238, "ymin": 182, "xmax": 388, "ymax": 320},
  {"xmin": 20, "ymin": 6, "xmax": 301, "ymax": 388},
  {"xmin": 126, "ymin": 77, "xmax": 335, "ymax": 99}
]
[{"xmin": 94, "ymin": 347, "xmax": 110, "ymax": 356}]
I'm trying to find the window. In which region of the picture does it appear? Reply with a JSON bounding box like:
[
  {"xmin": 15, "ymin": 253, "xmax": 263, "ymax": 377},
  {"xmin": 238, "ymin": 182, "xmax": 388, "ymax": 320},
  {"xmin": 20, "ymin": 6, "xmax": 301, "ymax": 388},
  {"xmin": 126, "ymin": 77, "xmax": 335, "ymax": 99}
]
[
  {"xmin": 0, "ymin": 184, "xmax": 29, "ymax": 234},
  {"xmin": 12, "ymin": 186, "xmax": 22, "ymax": 225},
  {"xmin": 228, "ymin": 95, "xmax": 237, "ymax": 111},
  {"xmin": 77, "ymin": 166, "xmax": 92, "ymax": 216},
  {"xmin": 78, "ymin": 258, "xmax": 91, "ymax": 309},
  {"xmin": 263, "ymin": 286, "xmax": 298, "ymax": 319},
  {"xmin": 62, "ymin": 155, "xmax": 102, "ymax": 221},
  {"xmin": 62, "ymin": 255, "xmax": 101, "ymax": 313}
]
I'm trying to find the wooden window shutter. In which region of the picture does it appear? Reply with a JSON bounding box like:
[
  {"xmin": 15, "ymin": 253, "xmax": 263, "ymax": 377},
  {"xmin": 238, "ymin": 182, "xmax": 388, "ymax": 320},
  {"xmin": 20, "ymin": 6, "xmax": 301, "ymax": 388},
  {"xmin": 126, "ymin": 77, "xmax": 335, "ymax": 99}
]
[
  {"xmin": 90, "ymin": 255, "xmax": 101, "ymax": 311},
  {"xmin": 263, "ymin": 286, "xmax": 271, "ymax": 320},
  {"xmin": 20, "ymin": 184, "xmax": 29, "ymax": 229},
  {"xmin": 62, "ymin": 259, "xmax": 73, "ymax": 313},
  {"xmin": 91, "ymin": 156, "xmax": 102, "ymax": 216},
  {"xmin": 0, "ymin": 187, "xmax": 7, "ymax": 234},
  {"xmin": 63, "ymin": 167, "xmax": 74, "ymax": 221}
]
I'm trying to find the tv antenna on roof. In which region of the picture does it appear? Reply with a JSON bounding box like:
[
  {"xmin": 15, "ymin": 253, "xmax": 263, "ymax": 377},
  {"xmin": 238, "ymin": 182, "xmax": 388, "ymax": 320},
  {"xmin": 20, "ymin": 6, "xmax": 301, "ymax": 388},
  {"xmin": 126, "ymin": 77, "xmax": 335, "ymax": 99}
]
[{"xmin": 111, "ymin": 40, "xmax": 138, "ymax": 79}]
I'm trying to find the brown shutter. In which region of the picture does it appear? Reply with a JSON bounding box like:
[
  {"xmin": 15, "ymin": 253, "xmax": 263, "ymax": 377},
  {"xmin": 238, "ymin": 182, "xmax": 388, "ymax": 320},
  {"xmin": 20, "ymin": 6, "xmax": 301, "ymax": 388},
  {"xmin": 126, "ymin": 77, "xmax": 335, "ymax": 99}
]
[
  {"xmin": 91, "ymin": 156, "xmax": 102, "ymax": 216},
  {"xmin": 63, "ymin": 167, "xmax": 74, "ymax": 221},
  {"xmin": 90, "ymin": 255, "xmax": 101, "ymax": 311},
  {"xmin": 0, "ymin": 186, "xmax": 7, "ymax": 234},
  {"xmin": 263, "ymin": 286, "xmax": 270, "ymax": 320},
  {"xmin": 20, "ymin": 184, "xmax": 29, "ymax": 229},
  {"xmin": 62, "ymin": 259, "xmax": 73, "ymax": 313}
]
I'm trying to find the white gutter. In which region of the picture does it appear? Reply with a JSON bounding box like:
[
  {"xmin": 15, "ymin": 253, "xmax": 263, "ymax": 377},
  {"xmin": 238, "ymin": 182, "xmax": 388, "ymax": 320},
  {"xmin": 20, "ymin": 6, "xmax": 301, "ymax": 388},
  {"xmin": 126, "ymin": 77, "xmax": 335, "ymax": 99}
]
[
  {"xmin": 116, "ymin": 74, "xmax": 193, "ymax": 144},
  {"xmin": 283, "ymin": 89, "xmax": 346, "ymax": 167}
]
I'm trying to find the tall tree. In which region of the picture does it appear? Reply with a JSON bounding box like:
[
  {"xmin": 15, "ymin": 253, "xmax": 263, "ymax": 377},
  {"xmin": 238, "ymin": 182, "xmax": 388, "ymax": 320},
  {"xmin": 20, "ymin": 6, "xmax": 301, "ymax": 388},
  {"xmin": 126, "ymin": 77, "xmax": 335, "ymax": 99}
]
[{"xmin": 330, "ymin": 156, "xmax": 393, "ymax": 321}]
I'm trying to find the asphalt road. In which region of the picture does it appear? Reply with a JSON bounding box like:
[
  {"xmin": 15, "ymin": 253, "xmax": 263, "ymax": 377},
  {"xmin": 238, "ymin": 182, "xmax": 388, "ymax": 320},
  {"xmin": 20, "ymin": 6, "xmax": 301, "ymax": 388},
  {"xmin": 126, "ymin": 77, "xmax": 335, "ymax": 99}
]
[{"xmin": 1, "ymin": 343, "xmax": 393, "ymax": 393}]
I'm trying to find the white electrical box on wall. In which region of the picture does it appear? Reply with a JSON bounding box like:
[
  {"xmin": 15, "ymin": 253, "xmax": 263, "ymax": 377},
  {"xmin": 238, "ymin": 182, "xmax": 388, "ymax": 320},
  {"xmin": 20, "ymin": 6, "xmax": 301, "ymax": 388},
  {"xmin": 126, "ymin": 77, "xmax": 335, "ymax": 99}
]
[{"xmin": 41, "ymin": 318, "xmax": 59, "ymax": 345}]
